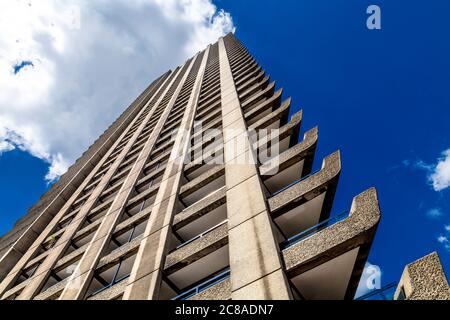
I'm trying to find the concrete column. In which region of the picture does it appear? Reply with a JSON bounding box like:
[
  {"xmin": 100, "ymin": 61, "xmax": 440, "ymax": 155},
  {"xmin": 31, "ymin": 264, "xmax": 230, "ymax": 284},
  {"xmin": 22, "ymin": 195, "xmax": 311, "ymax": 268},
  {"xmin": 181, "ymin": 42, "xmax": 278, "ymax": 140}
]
[
  {"xmin": 123, "ymin": 48, "xmax": 210, "ymax": 300},
  {"xmin": 58, "ymin": 60, "xmax": 196, "ymax": 299},
  {"xmin": 218, "ymin": 37, "xmax": 292, "ymax": 300}
]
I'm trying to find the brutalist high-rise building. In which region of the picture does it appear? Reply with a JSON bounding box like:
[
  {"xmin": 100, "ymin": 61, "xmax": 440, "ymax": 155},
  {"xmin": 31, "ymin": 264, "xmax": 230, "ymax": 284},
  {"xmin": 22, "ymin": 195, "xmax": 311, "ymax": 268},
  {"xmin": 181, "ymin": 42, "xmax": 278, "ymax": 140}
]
[{"xmin": 0, "ymin": 33, "xmax": 448, "ymax": 301}]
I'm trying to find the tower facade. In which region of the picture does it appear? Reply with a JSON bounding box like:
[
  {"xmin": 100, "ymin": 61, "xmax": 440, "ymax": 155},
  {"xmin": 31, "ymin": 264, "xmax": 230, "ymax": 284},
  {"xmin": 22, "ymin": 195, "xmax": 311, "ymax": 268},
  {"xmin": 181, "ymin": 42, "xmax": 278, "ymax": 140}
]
[{"xmin": 0, "ymin": 34, "xmax": 381, "ymax": 300}]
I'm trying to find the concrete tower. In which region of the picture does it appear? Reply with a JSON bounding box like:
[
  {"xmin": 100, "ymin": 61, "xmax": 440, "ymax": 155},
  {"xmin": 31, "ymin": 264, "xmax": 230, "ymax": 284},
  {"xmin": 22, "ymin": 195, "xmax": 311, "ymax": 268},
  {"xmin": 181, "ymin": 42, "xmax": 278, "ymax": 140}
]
[{"xmin": 0, "ymin": 33, "xmax": 383, "ymax": 300}]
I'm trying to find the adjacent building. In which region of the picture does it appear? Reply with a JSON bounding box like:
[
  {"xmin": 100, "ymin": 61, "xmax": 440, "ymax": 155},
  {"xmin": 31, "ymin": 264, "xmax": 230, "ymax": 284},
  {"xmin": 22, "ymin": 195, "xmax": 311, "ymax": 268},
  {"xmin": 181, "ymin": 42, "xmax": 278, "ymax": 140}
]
[{"xmin": 0, "ymin": 33, "xmax": 447, "ymax": 300}]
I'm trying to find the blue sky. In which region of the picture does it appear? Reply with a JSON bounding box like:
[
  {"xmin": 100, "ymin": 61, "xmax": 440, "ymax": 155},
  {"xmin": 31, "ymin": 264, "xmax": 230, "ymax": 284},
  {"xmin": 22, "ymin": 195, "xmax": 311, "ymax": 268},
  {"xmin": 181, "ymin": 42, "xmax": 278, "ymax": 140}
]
[
  {"xmin": 0, "ymin": 0, "xmax": 449, "ymax": 296},
  {"xmin": 213, "ymin": 0, "xmax": 450, "ymax": 288},
  {"xmin": 0, "ymin": 150, "xmax": 49, "ymax": 234}
]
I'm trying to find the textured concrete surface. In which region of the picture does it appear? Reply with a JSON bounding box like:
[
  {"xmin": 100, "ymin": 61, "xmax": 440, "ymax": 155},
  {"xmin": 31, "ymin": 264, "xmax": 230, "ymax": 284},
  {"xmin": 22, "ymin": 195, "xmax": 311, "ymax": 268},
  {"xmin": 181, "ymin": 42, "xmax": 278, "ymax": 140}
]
[
  {"xmin": 282, "ymin": 188, "xmax": 380, "ymax": 299},
  {"xmin": 88, "ymin": 278, "xmax": 128, "ymax": 300},
  {"xmin": 248, "ymin": 97, "xmax": 290, "ymax": 131},
  {"xmin": 268, "ymin": 151, "xmax": 340, "ymax": 216},
  {"xmin": 395, "ymin": 252, "xmax": 450, "ymax": 300},
  {"xmin": 244, "ymin": 88, "xmax": 282, "ymax": 123},
  {"xmin": 260, "ymin": 127, "xmax": 318, "ymax": 177},
  {"xmin": 283, "ymin": 188, "xmax": 379, "ymax": 271},
  {"xmin": 164, "ymin": 223, "xmax": 228, "ymax": 273},
  {"xmin": 2, "ymin": 69, "xmax": 180, "ymax": 299},
  {"xmin": 57, "ymin": 58, "xmax": 195, "ymax": 300},
  {"xmin": 189, "ymin": 278, "xmax": 231, "ymax": 300},
  {"xmin": 253, "ymin": 110, "xmax": 302, "ymax": 153},
  {"xmin": 7, "ymin": 33, "xmax": 439, "ymax": 302},
  {"xmin": 123, "ymin": 49, "xmax": 210, "ymax": 300},
  {"xmin": 34, "ymin": 278, "xmax": 69, "ymax": 300},
  {"xmin": 232, "ymin": 270, "xmax": 291, "ymax": 300},
  {"xmin": 173, "ymin": 187, "xmax": 226, "ymax": 229},
  {"xmin": 179, "ymin": 165, "xmax": 225, "ymax": 198},
  {"xmin": 220, "ymin": 34, "xmax": 291, "ymax": 300}
]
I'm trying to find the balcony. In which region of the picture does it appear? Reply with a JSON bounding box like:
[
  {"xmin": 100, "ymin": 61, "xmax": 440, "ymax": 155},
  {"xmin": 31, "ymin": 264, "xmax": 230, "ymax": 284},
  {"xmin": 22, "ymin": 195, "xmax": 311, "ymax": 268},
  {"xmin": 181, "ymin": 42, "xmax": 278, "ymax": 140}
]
[
  {"xmin": 179, "ymin": 165, "xmax": 225, "ymax": 207},
  {"xmin": 248, "ymin": 96, "xmax": 290, "ymax": 132},
  {"xmin": 279, "ymin": 212, "xmax": 347, "ymax": 250},
  {"xmin": 238, "ymin": 76, "xmax": 270, "ymax": 102},
  {"xmin": 172, "ymin": 268, "xmax": 230, "ymax": 300},
  {"xmin": 160, "ymin": 220, "xmax": 229, "ymax": 300},
  {"xmin": 187, "ymin": 118, "xmax": 224, "ymax": 176},
  {"xmin": 236, "ymin": 69, "xmax": 266, "ymax": 95},
  {"xmin": 260, "ymin": 127, "xmax": 318, "ymax": 195},
  {"xmin": 173, "ymin": 187, "xmax": 227, "ymax": 241},
  {"xmin": 82, "ymin": 232, "xmax": 146, "ymax": 300},
  {"xmin": 85, "ymin": 252, "xmax": 137, "ymax": 299},
  {"xmin": 87, "ymin": 278, "xmax": 128, "ymax": 300},
  {"xmin": 268, "ymin": 151, "xmax": 341, "ymax": 241},
  {"xmin": 244, "ymin": 88, "xmax": 283, "ymax": 126},
  {"xmin": 125, "ymin": 183, "xmax": 159, "ymax": 216},
  {"xmin": 254, "ymin": 110, "xmax": 302, "ymax": 158},
  {"xmin": 281, "ymin": 188, "xmax": 380, "ymax": 300},
  {"xmin": 184, "ymin": 144, "xmax": 224, "ymax": 181},
  {"xmin": 32, "ymin": 205, "xmax": 152, "ymax": 300},
  {"xmin": 241, "ymin": 82, "xmax": 275, "ymax": 114}
]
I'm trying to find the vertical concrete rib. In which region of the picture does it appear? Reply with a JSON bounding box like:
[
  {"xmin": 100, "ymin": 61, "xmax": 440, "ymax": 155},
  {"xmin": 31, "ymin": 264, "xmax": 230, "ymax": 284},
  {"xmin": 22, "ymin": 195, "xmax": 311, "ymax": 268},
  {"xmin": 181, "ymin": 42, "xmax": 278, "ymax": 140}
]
[
  {"xmin": 0, "ymin": 34, "xmax": 391, "ymax": 302},
  {"xmin": 0, "ymin": 69, "xmax": 176, "ymax": 300},
  {"xmin": 218, "ymin": 36, "xmax": 292, "ymax": 300},
  {"xmin": 57, "ymin": 61, "xmax": 195, "ymax": 300},
  {"xmin": 123, "ymin": 47, "xmax": 210, "ymax": 300},
  {"xmin": 0, "ymin": 73, "xmax": 169, "ymax": 282}
]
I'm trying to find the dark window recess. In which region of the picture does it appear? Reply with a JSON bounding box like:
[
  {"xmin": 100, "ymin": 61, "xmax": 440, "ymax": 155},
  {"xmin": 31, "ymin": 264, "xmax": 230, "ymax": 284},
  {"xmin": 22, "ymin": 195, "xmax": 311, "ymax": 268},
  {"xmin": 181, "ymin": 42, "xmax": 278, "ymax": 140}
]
[
  {"xmin": 397, "ymin": 287, "xmax": 407, "ymax": 300},
  {"xmin": 85, "ymin": 254, "xmax": 137, "ymax": 298}
]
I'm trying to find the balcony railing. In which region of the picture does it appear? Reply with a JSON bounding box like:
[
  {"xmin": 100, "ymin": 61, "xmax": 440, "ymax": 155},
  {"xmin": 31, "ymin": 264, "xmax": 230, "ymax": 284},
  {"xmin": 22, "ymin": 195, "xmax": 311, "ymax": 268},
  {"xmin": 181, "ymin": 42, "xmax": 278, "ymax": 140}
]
[
  {"xmin": 355, "ymin": 283, "xmax": 398, "ymax": 300},
  {"xmin": 87, "ymin": 273, "xmax": 130, "ymax": 299},
  {"xmin": 175, "ymin": 219, "xmax": 228, "ymax": 250},
  {"xmin": 171, "ymin": 268, "xmax": 231, "ymax": 300},
  {"xmin": 271, "ymin": 169, "xmax": 320, "ymax": 196},
  {"xmin": 279, "ymin": 212, "xmax": 347, "ymax": 250}
]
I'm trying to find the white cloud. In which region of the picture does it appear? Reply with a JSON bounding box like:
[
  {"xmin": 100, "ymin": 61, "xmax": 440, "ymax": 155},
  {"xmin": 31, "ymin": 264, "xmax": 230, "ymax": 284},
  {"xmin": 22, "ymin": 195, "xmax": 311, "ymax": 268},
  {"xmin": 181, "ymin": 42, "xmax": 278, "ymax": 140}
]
[
  {"xmin": 0, "ymin": 128, "xmax": 15, "ymax": 154},
  {"xmin": 402, "ymin": 148, "xmax": 450, "ymax": 192},
  {"xmin": 445, "ymin": 225, "xmax": 450, "ymax": 232},
  {"xmin": 429, "ymin": 149, "xmax": 450, "ymax": 192},
  {"xmin": 45, "ymin": 152, "xmax": 71, "ymax": 182},
  {"xmin": 426, "ymin": 207, "xmax": 443, "ymax": 219},
  {"xmin": 437, "ymin": 235, "xmax": 450, "ymax": 251},
  {"xmin": 0, "ymin": 140, "xmax": 15, "ymax": 154},
  {"xmin": 402, "ymin": 159, "xmax": 433, "ymax": 171},
  {"xmin": 0, "ymin": 0, "xmax": 234, "ymax": 182}
]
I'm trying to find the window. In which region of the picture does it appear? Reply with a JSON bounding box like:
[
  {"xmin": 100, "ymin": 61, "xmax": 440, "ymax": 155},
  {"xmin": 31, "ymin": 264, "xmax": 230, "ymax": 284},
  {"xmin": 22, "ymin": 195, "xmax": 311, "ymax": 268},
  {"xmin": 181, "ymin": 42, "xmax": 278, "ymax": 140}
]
[
  {"xmin": 85, "ymin": 254, "xmax": 137, "ymax": 298},
  {"xmin": 397, "ymin": 286, "xmax": 406, "ymax": 300},
  {"xmin": 106, "ymin": 220, "xmax": 147, "ymax": 254}
]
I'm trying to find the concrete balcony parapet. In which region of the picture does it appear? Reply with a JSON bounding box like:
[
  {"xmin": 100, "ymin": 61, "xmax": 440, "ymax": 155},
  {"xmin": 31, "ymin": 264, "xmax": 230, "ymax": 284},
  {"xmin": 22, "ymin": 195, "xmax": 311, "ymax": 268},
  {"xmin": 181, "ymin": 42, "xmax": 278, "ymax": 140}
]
[
  {"xmin": 395, "ymin": 251, "xmax": 450, "ymax": 300},
  {"xmin": 174, "ymin": 187, "xmax": 226, "ymax": 230},
  {"xmin": 282, "ymin": 188, "xmax": 381, "ymax": 299},
  {"xmin": 260, "ymin": 127, "xmax": 318, "ymax": 178},
  {"xmin": 179, "ymin": 165, "xmax": 225, "ymax": 199},
  {"xmin": 164, "ymin": 222, "xmax": 228, "ymax": 274},
  {"xmin": 268, "ymin": 150, "xmax": 341, "ymax": 218}
]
